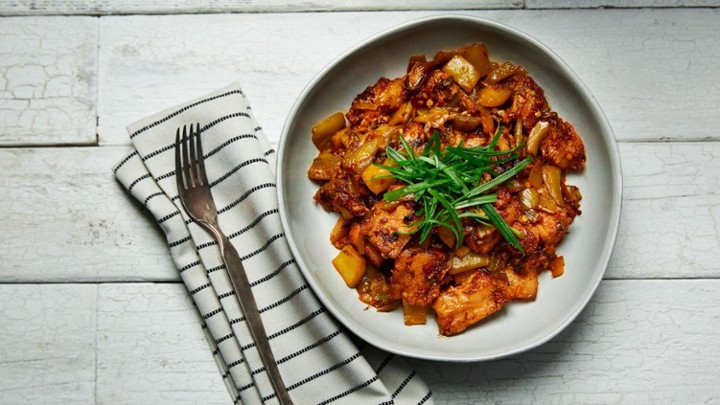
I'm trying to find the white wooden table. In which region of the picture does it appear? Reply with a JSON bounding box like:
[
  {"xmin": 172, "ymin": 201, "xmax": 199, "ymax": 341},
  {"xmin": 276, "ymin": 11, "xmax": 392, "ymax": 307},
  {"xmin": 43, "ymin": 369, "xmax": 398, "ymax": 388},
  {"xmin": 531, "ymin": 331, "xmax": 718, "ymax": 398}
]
[{"xmin": 1, "ymin": 1, "xmax": 719, "ymax": 404}]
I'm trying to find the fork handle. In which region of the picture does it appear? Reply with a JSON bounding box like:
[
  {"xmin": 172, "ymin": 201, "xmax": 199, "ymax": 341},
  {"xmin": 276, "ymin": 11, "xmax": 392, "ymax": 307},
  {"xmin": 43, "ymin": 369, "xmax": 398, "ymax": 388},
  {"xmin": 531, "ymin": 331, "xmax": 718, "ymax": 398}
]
[{"xmin": 218, "ymin": 234, "xmax": 294, "ymax": 405}]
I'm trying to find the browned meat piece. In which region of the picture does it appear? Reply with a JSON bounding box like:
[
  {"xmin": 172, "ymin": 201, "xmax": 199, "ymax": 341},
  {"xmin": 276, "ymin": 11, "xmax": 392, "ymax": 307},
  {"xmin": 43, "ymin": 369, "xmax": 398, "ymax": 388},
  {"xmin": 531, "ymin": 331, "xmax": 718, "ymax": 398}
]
[
  {"xmin": 389, "ymin": 247, "xmax": 450, "ymax": 306},
  {"xmin": 346, "ymin": 78, "xmax": 407, "ymax": 127},
  {"xmin": 500, "ymin": 68, "xmax": 550, "ymax": 131},
  {"xmin": 540, "ymin": 117, "xmax": 586, "ymax": 171},
  {"xmin": 433, "ymin": 270, "xmax": 509, "ymax": 336},
  {"xmin": 411, "ymin": 69, "xmax": 461, "ymax": 109},
  {"xmin": 313, "ymin": 172, "xmax": 368, "ymax": 218},
  {"xmin": 532, "ymin": 208, "xmax": 575, "ymax": 246},
  {"xmin": 404, "ymin": 60, "xmax": 429, "ymax": 91},
  {"xmin": 501, "ymin": 266, "xmax": 538, "ymax": 300},
  {"xmin": 356, "ymin": 201, "xmax": 417, "ymax": 260},
  {"xmin": 396, "ymin": 121, "xmax": 427, "ymax": 155},
  {"xmin": 464, "ymin": 224, "xmax": 503, "ymax": 254}
]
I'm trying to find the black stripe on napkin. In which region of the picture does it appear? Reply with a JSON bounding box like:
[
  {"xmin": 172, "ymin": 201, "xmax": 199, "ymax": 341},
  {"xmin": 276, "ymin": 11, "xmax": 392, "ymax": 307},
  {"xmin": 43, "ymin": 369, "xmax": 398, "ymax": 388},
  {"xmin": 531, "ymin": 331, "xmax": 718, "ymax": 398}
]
[
  {"xmin": 140, "ymin": 142, "xmax": 176, "ymax": 162},
  {"xmin": 215, "ymin": 332, "xmax": 235, "ymax": 345},
  {"xmin": 202, "ymin": 307, "xmax": 224, "ymax": 320},
  {"xmin": 190, "ymin": 282, "xmax": 211, "ymax": 296},
  {"xmin": 205, "ymin": 133, "xmax": 258, "ymax": 158},
  {"xmin": 142, "ymin": 192, "xmax": 165, "ymax": 206},
  {"xmin": 227, "ymin": 358, "xmax": 244, "ymax": 370},
  {"xmin": 231, "ymin": 300, "xmax": 322, "ymax": 340},
  {"xmin": 374, "ymin": 353, "xmax": 394, "ymax": 375},
  {"xmin": 195, "ymin": 209, "xmax": 279, "ymax": 251},
  {"xmin": 210, "ymin": 157, "xmax": 269, "ymax": 187},
  {"xmin": 230, "ymin": 285, "xmax": 310, "ymax": 329},
  {"xmin": 217, "ymin": 290, "xmax": 236, "ymax": 300},
  {"xmin": 260, "ymin": 285, "xmax": 308, "ymax": 314},
  {"xmin": 179, "ymin": 260, "xmax": 201, "ymax": 273},
  {"xmin": 206, "ymin": 264, "xmax": 226, "ymax": 274},
  {"xmin": 129, "ymin": 89, "xmax": 243, "ymax": 139},
  {"xmin": 127, "ymin": 173, "xmax": 150, "ymax": 191},
  {"xmin": 202, "ymin": 112, "xmax": 251, "ymax": 135},
  {"xmin": 158, "ymin": 210, "xmax": 180, "ymax": 224},
  {"xmin": 418, "ymin": 391, "xmax": 433, "ymax": 404},
  {"xmin": 218, "ymin": 182, "xmax": 276, "ymax": 215},
  {"xmin": 251, "ymin": 258, "xmax": 295, "ymax": 287},
  {"xmin": 168, "ymin": 236, "xmax": 192, "ymax": 248},
  {"xmin": 316, "ymin": 375, "xmax": 381, "ymax": 405},
  {"xmin": 238, "ymin": 233, "xmax": 285, "ymax": 262},
  {"xmin": 237, "ymin": 381, "xmax": 256, "ymax": 394},
  {"xmin": 227, "ymin": 209, "xmax": 279, "ymax": 238},
  {"xmin": 276, "ymin": 328, "xmax": 341, "ymax": 365},
  {"xmin": 142, "ymin": 127, "xmax": 257, "ymax": 165},
  {"xmin": 288, "ymin": 352, "xmax": 362, "ymax": 392},
  {"xmin": 113, "ymin": 150, "xmax": 138, "ymax": 174},
  {"xmin": 392, "ymin": 370, "xmax": 417, "ymax": 398}
]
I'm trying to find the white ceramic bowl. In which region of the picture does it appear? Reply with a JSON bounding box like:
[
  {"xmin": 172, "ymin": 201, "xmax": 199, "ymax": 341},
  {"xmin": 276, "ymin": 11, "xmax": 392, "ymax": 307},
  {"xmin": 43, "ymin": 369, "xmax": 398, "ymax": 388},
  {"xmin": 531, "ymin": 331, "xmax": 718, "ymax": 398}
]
[{"xmin": 277, "ymin": 15, "xmax": 622, "ymax": 361}]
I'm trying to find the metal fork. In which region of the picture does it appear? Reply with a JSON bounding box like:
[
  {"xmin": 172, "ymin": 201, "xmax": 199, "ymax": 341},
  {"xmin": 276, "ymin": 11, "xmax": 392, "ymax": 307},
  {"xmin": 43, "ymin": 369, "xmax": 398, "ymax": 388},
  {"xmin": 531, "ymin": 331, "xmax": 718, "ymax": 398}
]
[{"xmin": 175, "ymin": 124, "xmax": 294, "ymax": 405}]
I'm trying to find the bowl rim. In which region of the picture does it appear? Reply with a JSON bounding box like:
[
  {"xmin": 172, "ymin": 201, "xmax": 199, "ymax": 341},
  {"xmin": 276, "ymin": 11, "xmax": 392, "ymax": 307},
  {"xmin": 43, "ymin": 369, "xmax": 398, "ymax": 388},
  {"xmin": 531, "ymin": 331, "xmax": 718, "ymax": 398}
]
[{"xmin": 276, "ymin": 14, "xmax": 623, "ymax": 361}]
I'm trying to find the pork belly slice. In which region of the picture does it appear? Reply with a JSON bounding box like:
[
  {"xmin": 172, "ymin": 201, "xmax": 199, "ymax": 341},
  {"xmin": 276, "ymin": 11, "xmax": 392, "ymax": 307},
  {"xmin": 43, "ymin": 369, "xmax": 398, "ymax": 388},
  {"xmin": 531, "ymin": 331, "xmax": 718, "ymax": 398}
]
[
  {"xmin": 356, "ymin": 201, "xmax": 417, "ymax": 260},
  {"xmin": 433, "ymin": 270, "xmax": 509, "ymax": 336},
  {"xmin": 389, "ymin": 247, "xmax": 450, "ymax": 307}
]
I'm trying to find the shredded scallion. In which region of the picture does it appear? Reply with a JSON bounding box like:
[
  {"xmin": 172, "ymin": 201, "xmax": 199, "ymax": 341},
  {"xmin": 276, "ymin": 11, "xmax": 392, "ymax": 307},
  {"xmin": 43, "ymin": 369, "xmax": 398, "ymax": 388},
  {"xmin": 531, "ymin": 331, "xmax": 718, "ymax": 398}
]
[{"xmin": 375, "ymin": 127, "xmax": 531, "ymax": 253}]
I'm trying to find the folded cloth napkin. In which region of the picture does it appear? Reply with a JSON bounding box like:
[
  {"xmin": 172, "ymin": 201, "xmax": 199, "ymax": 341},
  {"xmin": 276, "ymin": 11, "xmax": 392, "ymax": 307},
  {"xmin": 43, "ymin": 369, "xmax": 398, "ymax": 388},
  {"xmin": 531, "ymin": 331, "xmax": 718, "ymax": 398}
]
[{"xmin": 113, "ymin": 82, "xmax": 434, "ymax": 405}]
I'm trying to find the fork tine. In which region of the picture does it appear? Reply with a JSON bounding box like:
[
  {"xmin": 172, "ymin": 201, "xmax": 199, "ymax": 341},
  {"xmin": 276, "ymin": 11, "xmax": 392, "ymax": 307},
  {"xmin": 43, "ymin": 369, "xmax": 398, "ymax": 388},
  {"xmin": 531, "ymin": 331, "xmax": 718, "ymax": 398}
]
[
  {"xmin": 194, "ymin": 123, "xmax": 209, "ymax": 186},
  {"xmin": 181, "ymin": 125, "xmax": 194, "ymax": 187},
  {"xmin": 188, "ymin": 123, "xmax": 199, "ymax": 185},
  {"xmin": 175, "ymin": 128, "xmax": 185, "ymax": 191}
]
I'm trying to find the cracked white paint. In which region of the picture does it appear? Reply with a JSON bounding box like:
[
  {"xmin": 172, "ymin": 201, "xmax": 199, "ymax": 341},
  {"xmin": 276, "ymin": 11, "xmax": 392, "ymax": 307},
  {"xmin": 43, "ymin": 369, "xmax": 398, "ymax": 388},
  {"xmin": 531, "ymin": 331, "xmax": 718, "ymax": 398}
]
[
  {"xmin": 409, "ymin": 280, "xmax": 720, "ymax": 404},
  {"xmin": 0, "ymin": 285, "xmax": 96, "ymax": 404},
  {"xmin": 95, "ymin": 9, "xmax": 720, "ymax": 145},
  {"xmin": 0, "ymin": 4, "xmax": 719, "ymax": 405},
  {"xmin": 0, "ymin": 0, "xmax": 518, "ymax": 15},
  {"xmin": 0, "ymin": 17, "xmax": 97, "ymax": 145},
  {"xmin": 96, "ymin": 283, "xmax": 228, "ymax": 404}
]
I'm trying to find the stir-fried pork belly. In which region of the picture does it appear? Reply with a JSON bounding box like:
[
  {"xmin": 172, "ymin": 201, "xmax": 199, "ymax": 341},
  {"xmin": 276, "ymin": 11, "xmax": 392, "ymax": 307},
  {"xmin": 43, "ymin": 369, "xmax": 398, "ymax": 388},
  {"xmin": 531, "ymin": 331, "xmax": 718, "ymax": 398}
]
[{"xmin": 309, "ymin": 43, "xmax": 585, "ymax": 335}]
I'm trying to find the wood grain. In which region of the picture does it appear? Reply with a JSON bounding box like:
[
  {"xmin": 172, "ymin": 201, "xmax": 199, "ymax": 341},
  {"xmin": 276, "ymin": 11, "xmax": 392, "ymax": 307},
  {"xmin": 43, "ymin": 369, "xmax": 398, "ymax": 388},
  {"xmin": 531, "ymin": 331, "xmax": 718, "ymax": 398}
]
[
  {"xmin": 96, "ymin": 283, "xmax": 229, "ymax": 404},
  {"xmin": 2, "ymin": 279, "xmax": 717, "ymax": 404},
  {"xmin": 0, "ymin": 17, "xmax": 97, "ymax": 146},
  {"xmin": 1, "ymin": 5, "xmax": 719, "ymax": 404},
  {"xmin": 410, "ymin": 279, "xmax": 720, "ymax": 404},
  {"xmin": 0, "ymin": 284, "xmax": 96, "ymax": 404},
  {"xmin": 0, "ymin": 0, "xmax": 519, "ymax": 15},
  {"xmin": 0, "ymin": 142, "xmax": 717, "ymax": 282},
  {"xmin": 1, "ymin": 0, "xmax": 717, "ymax": 15},
  {"xmin": 97, "ymin": 9, "xmax": 720, "ymax": 146},
  {"xmin": 527, "ymin": 0, "xmax": 720, "ymax": 8},
  {"xmin": 0, "ymin": 146, "xmax": 177, "ymax": 282},
  {"xmin": 90, "ymin": 280, "xmax": 720, "ymax": 404}
]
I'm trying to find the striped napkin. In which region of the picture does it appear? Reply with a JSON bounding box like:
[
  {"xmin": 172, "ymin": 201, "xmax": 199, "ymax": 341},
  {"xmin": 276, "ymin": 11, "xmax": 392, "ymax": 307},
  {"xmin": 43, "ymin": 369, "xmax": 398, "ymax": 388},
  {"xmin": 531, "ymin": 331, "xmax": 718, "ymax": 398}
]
[{"xmin": 113, "ymin": 82, "xmax": 434, "ymax": 405}]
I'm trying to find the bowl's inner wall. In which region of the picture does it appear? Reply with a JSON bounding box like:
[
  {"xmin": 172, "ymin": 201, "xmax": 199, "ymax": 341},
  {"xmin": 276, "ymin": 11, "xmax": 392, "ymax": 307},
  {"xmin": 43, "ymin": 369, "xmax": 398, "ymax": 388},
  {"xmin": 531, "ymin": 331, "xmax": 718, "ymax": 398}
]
[{"xmin": 278, "ymin": 16, "xmax": 620, "ymax": 361}]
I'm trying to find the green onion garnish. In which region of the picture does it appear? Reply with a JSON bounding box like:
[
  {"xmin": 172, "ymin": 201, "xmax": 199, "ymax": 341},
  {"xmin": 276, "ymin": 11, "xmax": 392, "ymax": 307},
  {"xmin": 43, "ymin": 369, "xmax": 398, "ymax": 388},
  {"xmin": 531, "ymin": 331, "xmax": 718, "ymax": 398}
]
[{"xmin": 376, "ymin": 127, "xmax": 531, "ymax": 253}]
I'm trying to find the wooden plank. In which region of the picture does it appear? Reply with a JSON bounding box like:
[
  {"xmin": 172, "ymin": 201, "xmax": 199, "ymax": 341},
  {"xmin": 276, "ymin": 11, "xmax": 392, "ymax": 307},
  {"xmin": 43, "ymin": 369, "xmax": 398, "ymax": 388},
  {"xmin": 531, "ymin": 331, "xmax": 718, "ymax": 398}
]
[
  {"xmin": 96, "ymin": 9, "xmax": 720, "ymax": 146},
  {"xmin": 96, "ymin": 12, "xmax": 420, "ymax": 146},
  {"xmin": 0, "ymin": 17, "xmax": 98, "ymax": 146},
  {"xmin": 0, "ymin": 284, "xmax": 96, "ymax": 404},
  {"xmin": 527, "ymin": 0, "xmax": 720, "ymax": 8},
  {"xmin": 2, "ymin": 0, "xmax": 717, "ymax": 15},
  {"xmin": 96, "ymin": 282, "xmax": 230, "ymax": 404},
  {"xmin": 410, "ymin": 279, "xmax": 720, "ymax": 404},
  {"xmin": 0, "ymin": 0, "xmax": 520, "ymax": 16},
  {"xmin": 0, "ymin": 146, "xmax": 178, "ymax": 283},
  {"xmin": 93, "ymin": 280, "xmax": 720, "ymax": 404},
  {"xmin": 0, "ymin": 142, "xmax": 718, "ymax": 282},
  {"xmin": 611, "ymin": 142, "xmax": 720, "ymax": 279}
]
